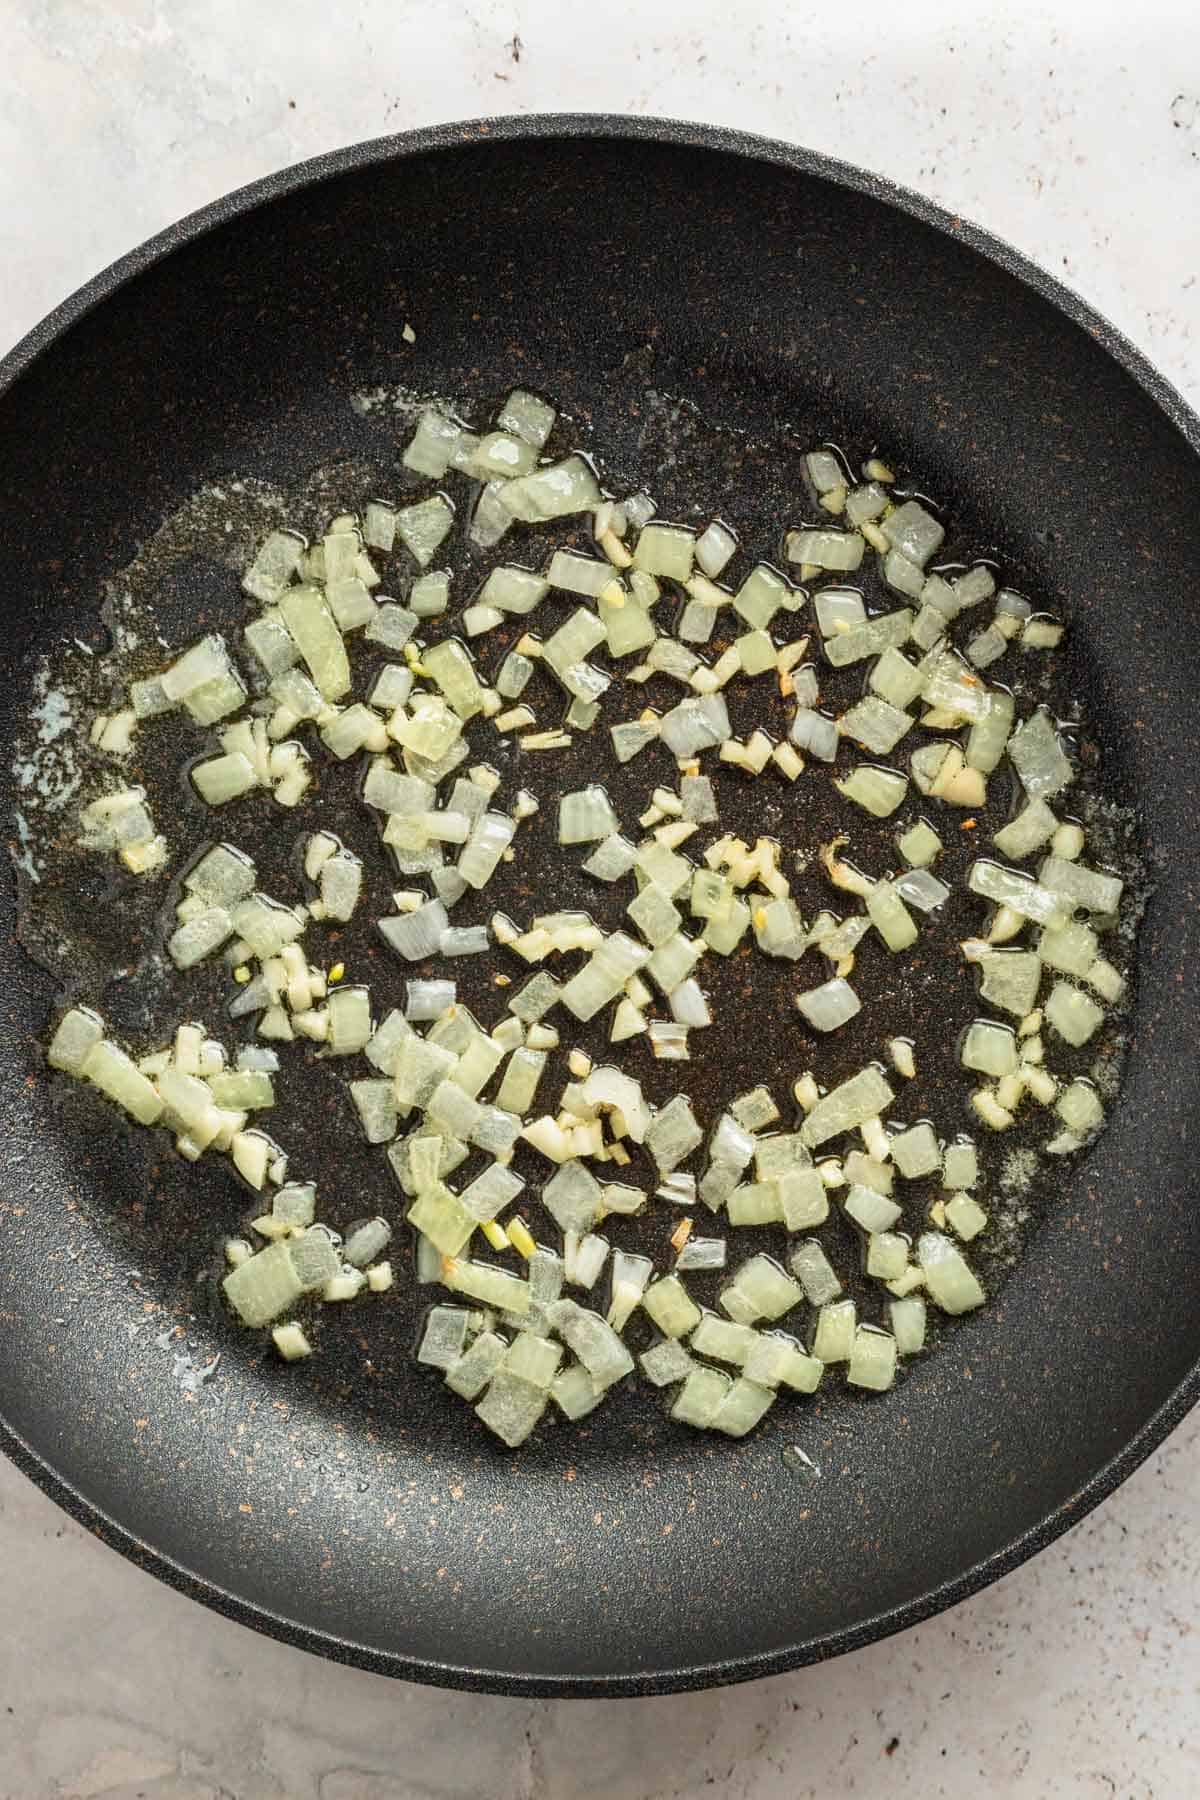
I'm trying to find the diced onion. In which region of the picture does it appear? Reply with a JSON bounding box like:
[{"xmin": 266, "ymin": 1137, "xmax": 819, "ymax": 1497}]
[{"xmin": 795, "ymin": 977, "xmax": 861, "ymax": 1032}]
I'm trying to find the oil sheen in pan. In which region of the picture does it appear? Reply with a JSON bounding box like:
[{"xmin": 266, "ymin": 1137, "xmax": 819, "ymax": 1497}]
[{"xmin": 9, "ymin": 388, "xmax": 1149, "ymax": 1396}]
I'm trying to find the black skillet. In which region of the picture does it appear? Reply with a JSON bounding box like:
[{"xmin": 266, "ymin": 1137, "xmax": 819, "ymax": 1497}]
[{"xmin": 1, "ymin": 118, "xmax": 1198, "ymax": 1696}]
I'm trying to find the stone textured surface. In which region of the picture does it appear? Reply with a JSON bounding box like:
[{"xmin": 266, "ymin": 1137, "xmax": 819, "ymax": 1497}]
[
  {"xmin": 1, "ymin": 1, "xmax": 1198, "ymax": 1794},
  {"xmin": 1, "ymin": 1416, "xmax": 1198, "ymax": 1797},
  {"xmin": 3, "ymin": 0, "xmax": 1199, "ymax": 406}
]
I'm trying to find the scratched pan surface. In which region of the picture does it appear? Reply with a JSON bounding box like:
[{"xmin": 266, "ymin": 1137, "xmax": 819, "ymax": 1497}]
[{"xmin": 0, "ymin": 118, "xmax": 1198, "ymax": 1695}]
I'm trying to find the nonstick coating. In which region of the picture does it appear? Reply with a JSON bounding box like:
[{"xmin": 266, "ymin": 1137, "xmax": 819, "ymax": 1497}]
[{"xmin": 1, "ymin": 118, "xmax": 1199, "ymax": 1696}]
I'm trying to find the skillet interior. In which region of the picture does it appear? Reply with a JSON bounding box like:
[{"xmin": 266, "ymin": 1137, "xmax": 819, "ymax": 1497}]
[{"xmin": 0, "ymin": 120, "xmax": 1198, "ymax": 1694}]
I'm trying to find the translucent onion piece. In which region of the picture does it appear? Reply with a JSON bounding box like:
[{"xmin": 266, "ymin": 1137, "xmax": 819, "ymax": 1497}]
[
  {"xmin": 889, "ymin": 1297, "xmax": 927, "ymax": 1355},
  {"xmin": 723, "ymin": 1255, "xmax": 802, "ymax": 1323},
  {"xmin": 319, "ymin": 849, "xmax": 363, "ymax": 921},
  {"xmin": 675, "ymin": 1236, "xmax": 727, "ymax": 1272},
  {"xmin": 365, "ymin": 604, "xmax": 418, "ymax": 651},
  {"xmin": 671, "ymin": 1365, "xmax": 732, "ymax": 1428},
  {"xmin": 734, "ymin": 565, "xmax": 791, "ymax": 629},
  {"xmin": 896, "ymin": 819, "xmax": 942, "ymax": 869},
  {"xmin": 378, "ymin": 898, "xmax": 449, "ymax": 961},
  {"xmin": 881, "ymin": 500, "xmax": 944, "ymax": 566},
  {"xmin": 866, "ymin": 1232, "xmax": 909, "ymax": 1280},
  {"xmin": 474, "ymin": 1372, "xmax": 547, "ymax": 1447},
  {"xmin": 47, "ymin": 1007, "xmax": 105, "ymax": 1075},
  {"xmin": 967, "ymin": 860, "xmax": 1068, "ymax": 929},
  {"xmin": 395, "ymin": 495, "xmax": 455, "ymax": 568},
  {"xmin": 966, "ymin": 690, "xmax": 1015, "ymax": 773},
  {"xmin": 918, "ymin": 1232, "xmax": 986, "ymax": 1314},
  {"xmin": 691, "ymin": 1312, "xmax": 756, "ymax": 1365},
  {"xmin": 417, "ymin": 1306, "xmax": 472, "ymax": 1369},
  {"xmin": 423, "ymin": 639, "xmax": 484, "ymax": 719},
  {"xmin": 1043, "ymin": 980, "xmax": 1104, "ymax": 1046},
  {"xmin": 642, "ymin": 1274, "xmax": 702, "ymax": 1338},
  {"xmin": 966, "ymin": 626, "xmax": 1007, "ymax": 669},
  {"xmin": 439, "ymin": 925, "xmax": 490, "ymax": 956},
  {"xmin": 713, "ymin": 1377, "xmax": 776, "ymax": 1438},
  {"xmin": 837, "ymin": 766, "xmax": 908, "ymax": 819},
  {"xmin": 242, "ymin": 530, "xmax": 305, "ymax": 603},
  {"xmin": 277, "ymin": 585, "xmax": 350, "ymax": 702},
  {"xmin": 161, "ymin": 634, "xmax": 246, "ymax": 719},
  {"xmin": 954, "ymin": 566, "xmax": 997, "ymax": 609},
  {"xmin": 993, "ymin": 797, "xmax": 1058, "ymax": 860},
  {"xmin": 839, "ymin": 697, "xmax": 912, "ymax": 755},
  {"xmin": 811, "ymin": 1299, "xmax": 856, "ymax": 1363},
  {"xmin": 633, "ymin": 523, "xmax": 695, "ymax": 581},
  {"xmin": 795, "ymin": 977, "xmax": 861, "ymax": 1032},
  {"xmin": 459, "ymin": 812, "xmax": 516, "ymax": 888},
  {"xmin": 967, "ymin": 946, "xmax": 1043, "ymax": 1017},
  {"xmin": 496, "ymin": 387, "xmax": 556, "ymax": 448},
  {"xmin": 658, "ymin": 694, "xmax": 731, "ymax": 759},
  {"xmin": 844, "ymin": 1183, "xmax": 902, "ymax": 1234},
  {"xmin": 1056, "ymin": 1079, "xmax": 1104, "ymax": 1136},
  {"xmin": 669, "ymin": 977, "xmax": 711, "ymax": 1027},
  {"xmin": 640, "ymin": 1339, "xmax": 694, "ymax": 1386},
  {"xmin": 866, "ymin": 880, "xmax": 918, "ymax": 951},
  {"xmin": 800, "ymin": 1066, "xmax": 894, "ymax": 1148},
  {"xmin": 889, "ymin": 1120, "xmax": 942, "ymax": 1178},
  {"xmin": 870, "ymin": 646, "xmax": 924, "ymax": 710},
  {"xmin": 847, "ymin": 1327, "xmax": 897, "ymax": 1392},
  {"xmin": 815, "ymin": 589, "xmax": 866, "ymax": 638},
  {"xmin": 1040, "ymin": 920, "xmax": 1099, "ymax": 976},
  {"xmin": 845, "ymin": 481, "xmax": 890, "ymax": 526},
  {"xmin": 550, "ymin": 1298, "xmax": 635, "ymax": 1389},
  {"xmin": 789, "ymin": 1239, "xmax": 843, "ymax": 1305},
  {"xmin": 806, "ymin": 449, "xmax": 845, "ymax": 494},
  {"xmin": 405, "ymin": 979, "xmax": 456, "ymax": 1021},
  {"xmin": 945, "ymin": 1194, "xmax": 988, "ymax": 1241},
  {"xmin": 695, "ymin": 520, "xmax": 737, "ymax": 578},
  {"xmin": 402, "ymin": 408, "xmax": 469, "ymax": 478},
  {"xmin": 499, "ymin": 456, "xmax": 601, "ymax": 523},
  {"xmin": 223, "ymin": 1241, "xmax": 306, "ymax": 1327},
  {"xmin": 1038, "ymin": 854, "xmax": 1124, "ymax": 917},
  {"xmin": 548, "ymin": 549, "xmax": 616, "ymax": 598},
  {"xmin": 887, "ymin": 865, "xmax": 948, "ymax": 917},
  {"xmin": 1008, "ymin": 708, "xmax": 1073, "ymax": 799},
  {"xmin": 786, "ymin": 528, "xmax": 864, "ymax": 572},
  {"xmin": 168, "ymin": 906, "xmax": 234, "ymax": 969},
  {"xmin": 469, "ymin": 432, "xmax": 538, "ymax": 481},
  {"xmin": 882, "ymin": 549, "xmax": 926, "ymax": 599},
  {"xmin": 790, "ymin": 709, "xmax": 839, "ymax": 761},
  {"xmin": 559, "ymin": 786, "xmax": 620, "ymax": 844},
  {"xmin": 326, "ymin": 985, "xmax": 372, "ymax": 1055},
  {"xmin": 824, "ymin": 610, "xmax": 914, "ymax": 668}
]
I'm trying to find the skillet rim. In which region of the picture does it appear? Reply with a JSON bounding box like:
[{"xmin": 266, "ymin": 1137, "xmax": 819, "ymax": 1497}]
[{"xmin": 1, "ymin": 113, "xmax": 1197, "ymax": 1695}]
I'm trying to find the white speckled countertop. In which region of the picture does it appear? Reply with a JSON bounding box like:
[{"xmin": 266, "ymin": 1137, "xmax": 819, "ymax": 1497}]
[{"xmin": 2, "ymin": 3, "xmax": 1199, "ymax": 1794}]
